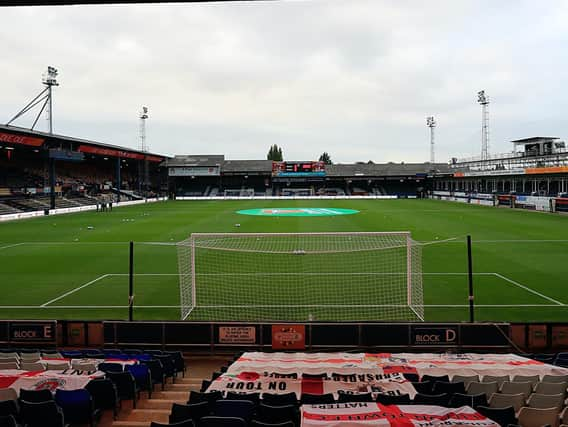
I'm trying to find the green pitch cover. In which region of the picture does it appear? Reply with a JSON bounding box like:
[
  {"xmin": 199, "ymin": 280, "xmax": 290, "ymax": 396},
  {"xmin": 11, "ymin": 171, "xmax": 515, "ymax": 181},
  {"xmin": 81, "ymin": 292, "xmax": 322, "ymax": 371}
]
[{"xmin": 236, "ymin": 207, "xmax": 359, "ymax": 217}]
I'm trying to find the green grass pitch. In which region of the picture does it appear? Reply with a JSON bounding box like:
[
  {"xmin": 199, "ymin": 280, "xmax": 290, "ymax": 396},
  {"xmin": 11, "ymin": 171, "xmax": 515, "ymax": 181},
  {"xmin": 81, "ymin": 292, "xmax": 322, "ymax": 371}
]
[{"xmin": 0, "ymin": 199, "xmax": 567, "ymax": 322}]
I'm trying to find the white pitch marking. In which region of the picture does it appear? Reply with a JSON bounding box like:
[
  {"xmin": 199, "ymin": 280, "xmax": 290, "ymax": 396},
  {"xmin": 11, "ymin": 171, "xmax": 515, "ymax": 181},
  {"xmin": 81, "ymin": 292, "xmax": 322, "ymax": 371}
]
[
  {"xmin": 493, "ymin": 272, "xmax": 565, "ymax": 306},
  {"xmin": 41, "ymin": 274, "xmax": 110, "ymax": 307},
  {"xmin": 0, "ymin": 243, "xmax": 25, "ymax": 251}
]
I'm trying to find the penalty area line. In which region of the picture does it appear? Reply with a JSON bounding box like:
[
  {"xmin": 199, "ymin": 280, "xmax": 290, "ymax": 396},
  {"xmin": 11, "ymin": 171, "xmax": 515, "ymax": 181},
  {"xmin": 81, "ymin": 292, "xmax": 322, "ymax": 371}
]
[
  {"xmin": 493, "ymin": 272, "xmax": 565, "ymax": 306},
  {"xmin": 41, "ymin": 274, "xmax": 110, "ymax": 307}
]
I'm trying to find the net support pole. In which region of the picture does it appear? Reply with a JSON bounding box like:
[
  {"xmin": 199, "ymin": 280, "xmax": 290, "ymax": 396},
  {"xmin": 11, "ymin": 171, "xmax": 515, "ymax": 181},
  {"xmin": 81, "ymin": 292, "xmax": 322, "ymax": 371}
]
[
  {"xmin": 406, "ymin": 233, "xmax": 412, "ymax": 306},
  {"xmin": 129, "ymin": 241, "xmax": 134, "ymax": 322},
  {"xmin": 467, "ymin": 235, "xmax": 475, "ymax": 323}
]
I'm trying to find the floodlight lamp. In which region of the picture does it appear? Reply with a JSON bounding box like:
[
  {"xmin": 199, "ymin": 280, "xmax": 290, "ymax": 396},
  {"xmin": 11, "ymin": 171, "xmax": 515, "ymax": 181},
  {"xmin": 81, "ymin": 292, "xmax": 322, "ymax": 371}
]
[{"xmin": 477, "ymin": 90, "xmax": 487, "ymax": 104}]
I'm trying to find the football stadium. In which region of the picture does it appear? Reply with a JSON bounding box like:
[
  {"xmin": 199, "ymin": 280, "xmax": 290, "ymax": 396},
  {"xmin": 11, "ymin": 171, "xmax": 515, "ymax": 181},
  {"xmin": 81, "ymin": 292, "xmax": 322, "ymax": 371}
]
[{"xmin": 1, "ymin": 1, "xmax": 568, "ymax": 427}]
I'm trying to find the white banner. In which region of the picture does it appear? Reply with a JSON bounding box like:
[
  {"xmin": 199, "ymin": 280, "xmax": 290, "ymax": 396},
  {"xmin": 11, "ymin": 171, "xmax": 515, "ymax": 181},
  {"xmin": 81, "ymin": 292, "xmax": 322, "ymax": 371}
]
[
  {"xmin": 365, "ymin": 353, "xmax": 568, "ymax": 379},
  {"xmin": 207, "ymin": 372, "xmax": 416, "ymax": 399},
  {"xmin": 227, "ymin": 352, "xmax": 377, "ymax": 375},
  {"xmin": 301, "ymin": 403, "xmax": 499, "ymax": 427},
  {"xmin": 230, "ymin": 352, "xmax": 568, "ymax": 382},
  {"xmin": 0, "ymin": 370, "xmax": 103, "ymax": 393}
]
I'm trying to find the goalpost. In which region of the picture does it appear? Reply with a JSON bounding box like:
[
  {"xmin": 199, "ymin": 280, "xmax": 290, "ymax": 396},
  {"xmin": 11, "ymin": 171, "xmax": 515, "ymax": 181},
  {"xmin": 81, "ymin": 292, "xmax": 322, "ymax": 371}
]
[{"xmin": 177, "ymin": 232, "xmax": 424, "ymax": 322}]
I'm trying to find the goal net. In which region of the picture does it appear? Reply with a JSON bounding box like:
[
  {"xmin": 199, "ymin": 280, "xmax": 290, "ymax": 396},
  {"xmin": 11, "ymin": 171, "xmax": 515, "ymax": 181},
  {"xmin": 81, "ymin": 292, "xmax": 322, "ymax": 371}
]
[{"xmin": 177, "ymin": 232, "xmax": 424, "ymax": 322}]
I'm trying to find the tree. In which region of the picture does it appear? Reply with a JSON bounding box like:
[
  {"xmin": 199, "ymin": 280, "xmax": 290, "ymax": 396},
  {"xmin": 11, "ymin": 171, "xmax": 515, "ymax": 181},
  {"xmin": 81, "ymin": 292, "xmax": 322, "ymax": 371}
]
[
  {"xmin": 267, "ymin": 144, "xmax": 283, "ymax": 161},
  {"xmin": 318, "ymin": 152, "xmax": 332, "ymax": 165}
]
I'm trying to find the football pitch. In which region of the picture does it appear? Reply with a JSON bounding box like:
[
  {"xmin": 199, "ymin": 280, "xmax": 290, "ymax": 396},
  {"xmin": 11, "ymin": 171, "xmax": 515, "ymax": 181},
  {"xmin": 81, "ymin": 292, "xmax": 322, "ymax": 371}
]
[{"xmin": 0, "ymin": 199, "xmax": 567, "ymax": 322}]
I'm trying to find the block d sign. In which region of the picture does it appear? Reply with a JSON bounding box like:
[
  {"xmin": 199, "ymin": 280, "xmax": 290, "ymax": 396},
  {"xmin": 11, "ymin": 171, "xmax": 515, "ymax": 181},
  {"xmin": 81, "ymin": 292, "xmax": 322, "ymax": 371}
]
[
  {"xmin": 10, "ymin": 322, "xmax": 56, "ymax": 342},
  {"xmin": 412, "ymin": 326, "xmax": 458, "ymax": 346}
]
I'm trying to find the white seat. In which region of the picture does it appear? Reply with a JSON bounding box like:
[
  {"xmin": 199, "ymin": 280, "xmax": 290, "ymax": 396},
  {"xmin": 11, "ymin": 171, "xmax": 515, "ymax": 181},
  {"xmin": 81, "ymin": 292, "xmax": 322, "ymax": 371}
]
[
  {"xmin": 19, "ymin": 352, "xmax": 41, "ymax": 361},
  {"xmin": 467, "ymin": 381, "xmax": 499, "ymax": 399},
  {"xmin": 512, "ymin": 375, "xmax": 540, "ymax": 389},
  {"xmin": 543, "ymin": 375, "xmax": 568, "ymax": 384},
  {"xmin": 20, "ymin": 361, "xmax": 45, "ymax": 372},
  {"xmin": 482, "ymin": 375, "xmax": 510, "ymax": 388},
  {"xmin": 46, "ymin": 362, "xmax": 70, "ymax": 371},
  {"xmin": 0, "ymin": 353, "xmax": 19, "ymax": 360},
  {"xmin": 535, "ymin": 381, "xmax": 568, "ymax": 396},
  {"xmin": 453, "ymin": 375, "xmax": 480, "ymax": 388},
  {"xmin": 489, "ymin": 392, "xmax": 525, "ymax": 412},
  {"xmin": 517, "ymin": 406, "xmax": 560, "ymax": 427},
  {"xmin": 500, "ymin": 381, "xmax": 533, "ymax": 400},
  {"xmin": 527, "ymin": 393, "xmax": 565, "ymax": 411},
  {"xmin": 0, "ymin": 361, "xmax": 19, "ymax": 370}
]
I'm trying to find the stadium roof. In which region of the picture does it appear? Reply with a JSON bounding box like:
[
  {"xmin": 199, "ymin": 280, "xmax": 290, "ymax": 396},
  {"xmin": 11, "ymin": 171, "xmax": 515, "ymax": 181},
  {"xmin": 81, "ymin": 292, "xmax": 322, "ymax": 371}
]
[
  {"xmin": 326, "ymin": 163, "xmax": 450, "ymax": 177},
  {"xmin": 164, "ymin": 155, "xmax": 225, "ymax": 167},
  {"xmin": 511, "ymin": 137, "xmax": 560, "ymax": 143},
  {"xmin": 0, "ymin": 124, "xmax": 167, "ymax": 162},
  {"xmin": 1, "ymin": 0, "xmax": 262, "ymax": 5},
  {"xmin": 222, "ymin": 159, "xmax": 273, "ymax": 173}
]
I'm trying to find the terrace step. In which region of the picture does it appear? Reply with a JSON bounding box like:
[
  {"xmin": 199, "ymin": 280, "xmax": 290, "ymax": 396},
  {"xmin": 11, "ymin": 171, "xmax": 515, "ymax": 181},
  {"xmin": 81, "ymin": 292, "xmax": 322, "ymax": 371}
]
[
  {"xmin": 139, "ymin": 398, "xmax": 186, "ymax": 410},
  {"xmin": 151, "ymin": 390, "xmax": 190, "ymax": 400},
  {"xmin": 118, "ymin": 409, "xmax": 169, "ymax": 423}
]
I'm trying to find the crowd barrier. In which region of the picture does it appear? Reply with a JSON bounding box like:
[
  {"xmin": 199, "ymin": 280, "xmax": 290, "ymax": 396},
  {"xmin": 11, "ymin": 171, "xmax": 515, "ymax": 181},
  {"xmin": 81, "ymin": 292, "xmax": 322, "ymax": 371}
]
[
  {"xmin": 0, "ymin": 197, "xmax": 167, "ymax": 223},
  {"xmin": 432, "ymin": 192, "xmax": 558, "ymax": 212},
  {"xmin": 2, "ymin": 320, "xmax": 568, "ymax": 353}
]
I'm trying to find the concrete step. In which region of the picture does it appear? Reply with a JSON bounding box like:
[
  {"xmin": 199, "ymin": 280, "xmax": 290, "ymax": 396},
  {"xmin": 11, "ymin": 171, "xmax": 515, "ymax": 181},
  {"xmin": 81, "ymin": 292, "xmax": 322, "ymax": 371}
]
[
  {"xmin": 151, "ymin": 390, "xmax": 190, "ymax": 400},
  {"xmin": 111, "ymin": 422, "xmax": 149, "ymax": 427},
  {"xmin": 168, "ymin": 383, "xmax": 199, "ymax": 391},
  {"xmin": 118, "ymin": 409, "xmax": 169, "ymax": 423},
  {"xmin": 139, "ymin": 399, "xmax": 185, "ymax": 410}
]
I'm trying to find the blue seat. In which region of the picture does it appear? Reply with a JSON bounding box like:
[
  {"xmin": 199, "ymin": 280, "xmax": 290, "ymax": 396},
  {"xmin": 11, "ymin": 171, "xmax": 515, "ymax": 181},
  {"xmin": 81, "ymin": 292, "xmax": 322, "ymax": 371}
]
[
  {"xmin": 255, "ymin": 403, "xmax": 299, "ymax": 425},
  {"xmin": 448, "ymin": 392, "xmax": 488, "ymax": 409},
  {"xmin": 107, "ymin": 371, "xmax": 139, "ymax": 408},
  {"xmin": 376, "ymin": 394, "xmax": 411, "ymax": 405},
  {"xmin": 402, "ymin": 373, "xmax": 420, "ymax": 382},
  {"xmin": 337, "ymin": 392, "xmax": 374, "ymax": 402},
  {"xmin": 19, "ymin": 400, "xmax": 64, "ymax": 427},
  {"xmin": 61, "ymin": 350, "xmax": 82, "ymax": 358},
  {"xmin": 201, "ymin": 416, "xmax": 247, "ymax": 427},
  {"xmin": 126, "ymin": 364, "xmax": 153, "ymax": 397},
  {"xmin": 0, "ymin": 400, "xmax": 19, "ymax": 423},
  {"xmin": 123, "ymin": 349, "xmax": 143, "ymax": 355},
  {"xmin": 250, "ymin": 421, "xmax": 295, "ymax": 427},
  {"xmin": 200, "ymin": 380, "xmax": 211, "ymax": 392},
  {"xmin": 300, "ymin": 393, "xmax": 335, "ymax": 405},
  {"xmin": 412, "ymin": 393, "xmax": 451, "ymax": 407},
  {"xmin": 411, "ymin": 381, "xmax": 433, "ymax": 394},
  {"xmin": 0, "ymin": 415, "xmax": 17, "ymax": 427},
  {"xmin": 141, "ymin": 359, "xmax": 166, "ymax": 390},
  {"xmin": 165, "ymin": 351, "xmax": 186, "ymax": 377},
  {"xmin": 188, "ymin": 391, "xmax": 223, "ymax": 414},
  {"xmin": 261, "ymin": 392, "xmax": 297, "ymax": 406},
  {"xmin": 421, "ymin": 374, "xmax": 450, "ymax": 383},
  {"xmin": 55, "ymin": 388, "xmax": 98, "ymax": 427},
  {"xmin": 151, "ymin": 421, "xmax": 195, "ymax": 427},
  {"xmin": 225, "ymin": 392, "xmax": 260, "ymax": 406},
  {"xmin": 155, "ymin": 354, "xmax": 177, "ymax": 383},
  {"xmin": 169, "ymin": 402, "xmax": 209, "ymax": 423},
  {"xmin": 432, "ymin": 381, "xmax": 466, "ymax": 395},
  {"xmin": 19, "ymin": 388, "xmax": 53, "ymax": 403},
  {"xmin": 214, "ymin": 400, "xmax": 255, "ymax": 422},
  {"xmin": 86, "ymin": 378, "xmax": 119, "ymax": 418},
  {"xmin": 98, "ymin": 362, "xmax": 124, "ymax": 373},
  {"xmin": 476, "ymin": 405, "xmax": 518, "ymax": 427}
]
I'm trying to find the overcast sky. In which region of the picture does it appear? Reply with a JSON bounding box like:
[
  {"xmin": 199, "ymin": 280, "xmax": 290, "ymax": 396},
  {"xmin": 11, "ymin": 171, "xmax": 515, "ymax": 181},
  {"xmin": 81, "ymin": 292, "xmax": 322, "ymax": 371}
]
[{"xmin": 1, "ymin": 0, "xmax": 567, "ymax": 163}]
